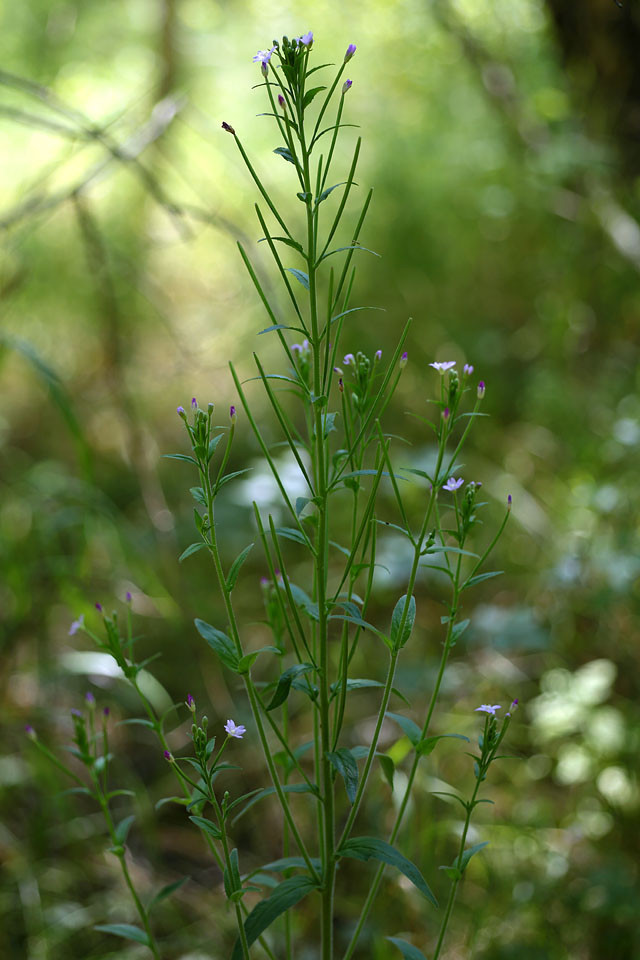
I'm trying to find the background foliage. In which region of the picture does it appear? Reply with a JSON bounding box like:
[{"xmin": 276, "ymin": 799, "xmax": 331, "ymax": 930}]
[{"xmin": 2, "ymin": 1, "xmax": 639, "ymax": 958}]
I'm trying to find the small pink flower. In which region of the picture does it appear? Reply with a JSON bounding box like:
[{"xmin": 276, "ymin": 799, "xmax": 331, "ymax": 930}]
[
  {"xmin": 443, "ymin": 477, "xmax": 463, "ymax": 491},
  {"xmin": 224, "ymin": 719, "xmax": 246, "ymax": 739},
  {"xmin": 429, "ymin": 361, "xmax": 456, "ymax": 374}
]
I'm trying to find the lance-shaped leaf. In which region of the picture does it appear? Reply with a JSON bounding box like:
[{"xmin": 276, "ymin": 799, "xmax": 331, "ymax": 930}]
[
  {"xmin": 114, "ymin": 815, "xmax": 135, "ymax": 845},
  {"xmin": 286, "ymin": 267, "xmax": 309, "ymax": 289},
  {"xmin": 440, "ymin": 840, "xmax": 489, "ymax": 881},
  {"xmin": 327, "ymin": 748, "xmax": 359, "ymax": 804},
  {"xmin": 386, "ymin": 937, "xmax": 429, "ymax": 960},
  {"xmin": 194, "ymin": 619, "xmax": 240, "ymax": 672},
  {"xmin": 267, "ymin": 663, "xmax": 315, "ymax": 710},
  {"xmin": 226, "ymin": 543, "xmax": 254, "ymax": 592},
  {"xmin": 237, "ymin": 645, "xmax": 280, "ymax": 674},
  {"xmin": 390, "ymin": 594, "xmax": 416, "ymax": 649},
  {"xmin": 231, "ymin": 876, "xmax": 319, "ymax": 960},
  {"xmin": 189, "ymin": 815, "xmax": 222, "ymax": 839},
  {"xmin": 232, "ymin": 783, "xmax": 317, "ymax": 824},
  {"xmin": 148, "ymin": 876, "xmax": 189, "ymax": 911},
  {"xmin": 415, "ymin": 733, "xmax": 470, "ymax": 757},
  {"xmin": 462, "ymin": 571, "xmax": 504, "ymax": 590},
  {"xmin": 94, "ymin": 924, "xmax": 150, "ymax": 947},
  {"xmin": 386, "ymin": 712, "xmax": 422, "ymax": 746},
  {"xmin": 178, "ymin": 541, "xmax": 207, "ymax": 563},
  {"xmin": 337, "ymin": 837, "xmax": 437, "ymax": 906}
]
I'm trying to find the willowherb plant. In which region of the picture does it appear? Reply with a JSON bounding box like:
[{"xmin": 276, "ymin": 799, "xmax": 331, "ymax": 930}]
[{"xmin": 26, "ymin": 31, "xmax": 518, "ymax": 960}]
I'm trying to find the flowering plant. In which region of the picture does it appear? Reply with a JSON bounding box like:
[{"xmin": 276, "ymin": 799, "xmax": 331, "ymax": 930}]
[{"xmin": 25, "ymin": 32, "xmax": 517, "ymax": 960}]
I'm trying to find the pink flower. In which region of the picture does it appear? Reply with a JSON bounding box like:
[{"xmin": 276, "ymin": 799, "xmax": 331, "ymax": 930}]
[
  {"xmin": 224, "ymin": 719, "xmax": 246, "ymax": 739},
  {"xmin": 443, "ymin": 477, "xmax": 463, "ymax": 491},
  {"xmin": 429, "ymin": 361, "xmax": 456, "ymax": 374}
]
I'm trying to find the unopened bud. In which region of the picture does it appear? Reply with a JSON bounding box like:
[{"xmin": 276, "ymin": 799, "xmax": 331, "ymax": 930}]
[
  {"xmin": 342, "ymin": 79, "xmax": 353, "ymax": 95},
  {"xmin": 25, "ymin": 724, "xmax": 36, "ymax": 740},
  {"xmin": 442, "ymin": 407, "xmax": 450, "ymax": 422},
  {"xmin": 95, "ymin": 602, "xmax": 103, "ymax": 613},
  {"xmin": 261, "ymin": 61, "xmax": 268, "ymax": 77},
  {"xmin": 338, "ymin": 377, "xmax": 344, "ymax": 393},
  {"xmin": 278, "ymin": 94, "xmax": 286, "ymax": 111},
  {"xmin": 177, "ymin": 406, "xmax": 186, "ymax": 418},
  {"xmin": 400, "ymin": 351, "xmax": 408, "ymax": 369},
  {"xmin": 375, "ymin": 349, "xmax": 382, "ymax": 362},
  {"xmin": 344, "ymin": 43, "xmax": 357, "ymax": 63},
  {"xmin": 163, "ymin": 750, "xmax": 174, "ymax": 762},
  {"xmin": 229, "ymin": 405, "xmax": 237, "ymax": 423},
  {"xmin": 507, "ymin": 494, "xmax": 512, "ymax": 510},
  {"xmin": 221, "ymin": 121, "xmax": 236, "ymax": 136},
  {"xmin": 477, "ymin": 381, "xmax": 485, "ymax": 399}
]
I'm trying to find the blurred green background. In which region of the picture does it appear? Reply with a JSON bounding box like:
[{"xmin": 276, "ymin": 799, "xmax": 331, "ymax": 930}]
[{"xmin": 2, "ymin": 0, "xmax": 639, "ymax": 958}]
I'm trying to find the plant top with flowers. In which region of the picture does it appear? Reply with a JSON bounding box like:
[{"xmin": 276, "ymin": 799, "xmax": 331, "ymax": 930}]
[{"xmin": 25, "ymin": 30, "xmax": 518, "ymax": 960}]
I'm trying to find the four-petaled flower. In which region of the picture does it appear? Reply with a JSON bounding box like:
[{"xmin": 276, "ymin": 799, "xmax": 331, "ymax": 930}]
[
  {"xmin": 443, "ymin": 477, "xmax": 463, "ymax": 491},
  {"xmin": 253, "ymin": 46, "xmax": 275, "ymax": 65},
  {"xmin": 224, "ymin": 719, "xmax": 246, "ymax": 739},
  {"xmin": 429, "ymin": 361, "xmax": 456, "ymax": 374},
  {"xmin": 298, "ymin": 31, "xmax": 313, "ymax": 47},
  {"xmin": 475, "ymin": 704, "xmax": 502, "ymax": 715},
  {"xmin": 69, "ymin": 614, "xmax": 85, "ymax": 636}
]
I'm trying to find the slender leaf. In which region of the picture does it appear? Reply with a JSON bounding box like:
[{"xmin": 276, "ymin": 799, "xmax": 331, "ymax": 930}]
[
  {"xmin": 327, "ymin": 748, "xmax": 359, "ymax": 803},
  {"xmin": 226, "ymin": 543, "xmax": 254, "ymax": 591},
  {"xmin": 415, "ymin": 734, "xmax": 470, "ymax": 757},
  {"xmin": 267, "ymin": 663, "xmax": 315, "ymax": 710},
  {"xmin": 231, "ymin": 876, "xmax": 318, "ymax": 960},
  {"xmin": 232, "ymin": 784, "xmax": 316, "ymax": 824},
  {"xmin": 286, "ymin": 267, "xmax": 309, "ymax": 289},
  {"xmin": 148, "ymin": 876, "xmax": 189, "ymax": 911},
  {"xmin": 189, "ymin": 815, "xmax": 222, "ymax": 839},
  {"xmin": 194, "ymin": 619, "xmax": 240, "ymax": 672},
  {"xmin": 379, "ymin": 754, "xmax": 395, "ymax": 791},
  {"xmin": 273, "ymin": 145, "xmax": 296, "ymax": 165},
  {"xmin": 237, "ymin": 645, "xmax": 280, "ymax": 673},
  {"xmin": 338, "ymin": 837, "xmax": 437, "ymax": 906},
  {"xmin": 386, "ymin": 936, "xmax": 429, "ymax": 960},
  {"xmin": 386, "ymin": 712, "xmax": 422, "ymax": 746},
  {"xmin": 179, "ymin": 541, "xmax": 206, "ymax": 563},
  {"xmin": 462, "ymin": 571, "xmax": 504, "ymax": 590},
  {"xmin": 390, "ymin": 595, "xmax": 416, "ymax": 649},
  {"xmin": 114, "ymin": 815, "xmax": 135, "ymax": 845},
  {"xmin": 302, "ymin": 85, "xmax": 326, "ymax": 109},
  {"xmin": 94, "ymin": 924, "xmax": 150, "ymax": 946}
]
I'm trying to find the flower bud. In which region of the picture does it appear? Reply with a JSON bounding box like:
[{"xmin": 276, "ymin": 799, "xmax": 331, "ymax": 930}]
[
  {"xmin": 221, "ymin": 121, "xmax": 236, "ymax": 136},
  {"xmin": 344, "ymin": 43, "xmax": 357, "ymax": 63},
  {"xmin": 126, "ymin": 591, "xmax": 132, "ymax": 603},
  {"xmin": 163, "ymin": 750, "xmax": 174, "ymax": 762},
  {"xmin": 95, "ymin": 602, "xmax": 103, "ymax": 613},
  {"xmin": 342, "ymin": 79, "xmax": 353, "ymax": 95},
  {"xmin": 85, "ymin": 691, "xmax": 95, "ymax": 707},
  {"xmin": 442, "ymin": 407, "xmax": 450, "ymax": 422},
  {"xmin": 375, "ymin": 349, "xmax": 382, "ymax": 362},
  {"xmin": 400, "ymin": 351, "xmax": 408, "ymax": 369},
  {"xmin": 229, "ymin": 405, "xmax": 237, "ymax": 423},
  {"xmin": 507, "ymin": 494, "xmax": 512, "ymax": 510},
  {"xmin": 25, "ymin": 724, "xmax": 36, "ymax": 740},
  {"xmin": 278, "ymin": 94, "xmax": 286, "ymax": 111},
  {"xmin": 177, "ymin": 406, "xmax": 186, "ymax": 418},
  {"xmin": 477, "ymin": 381, "xmax": 485, "ymax": 399},
  {"xmin": 338, "ymin": 377, "xmax": 344, "ymax": 393},
  {"xmin": 261, "ymin": 61, "xmax": 269, "ymax": 77}
]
